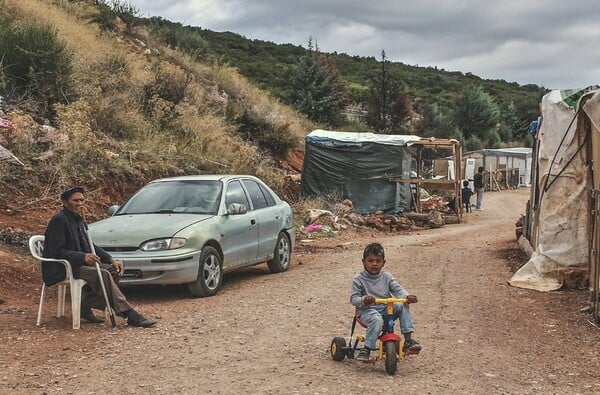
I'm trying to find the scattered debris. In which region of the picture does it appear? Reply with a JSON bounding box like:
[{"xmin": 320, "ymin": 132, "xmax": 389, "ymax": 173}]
[
  {"xmin": 299, "ymin": 194, "xmax": 460, "ymax": 237},
  {"xmin": 0, "ymin": 228, "xmax": 30, "ymax": 250}
]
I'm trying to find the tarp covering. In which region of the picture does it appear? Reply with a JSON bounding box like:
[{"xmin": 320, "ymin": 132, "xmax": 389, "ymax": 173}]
[
  {"xmin": 510, "ymin": 88, "xmax": 597, "ymax": 291},
  {"xmin": 301, "ymin": 130, "xmax": 421, "ymax": 214}
]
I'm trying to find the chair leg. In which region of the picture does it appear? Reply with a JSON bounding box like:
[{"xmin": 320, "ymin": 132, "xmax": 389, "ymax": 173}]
[
  {"xmin": 36, "ymin": 284, "xmax": 46, "ymax": 326},
  {"xmin": 71, "ymin": 283, "xmax": 82, "ymax": 330},
  {"xmin": 57, "ymin": 284, "xmax": 67, "ymax": 318}
]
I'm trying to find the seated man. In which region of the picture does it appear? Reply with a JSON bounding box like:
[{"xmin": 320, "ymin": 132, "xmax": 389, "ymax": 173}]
[{"xmin": 43, "ymin": 186, "xmax": 155, "ymax": 328}]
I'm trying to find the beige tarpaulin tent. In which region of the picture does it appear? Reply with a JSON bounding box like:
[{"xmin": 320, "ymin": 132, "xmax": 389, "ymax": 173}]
[
  {"xmin": 511, "ymin": 87, "xmax": 599, "ymax": 292},
  {"xmin": 584, "ymin": 92, "xmax": 600, "ymax": 323}
]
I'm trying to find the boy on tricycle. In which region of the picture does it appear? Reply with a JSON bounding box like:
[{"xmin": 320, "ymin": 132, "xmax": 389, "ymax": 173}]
[{"xmin": 349, "ymin": 242, "xmax": 421, "ymax": 361}]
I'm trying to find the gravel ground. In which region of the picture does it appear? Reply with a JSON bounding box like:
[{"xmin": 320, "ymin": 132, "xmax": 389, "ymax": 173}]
[{"xmin": 1, "ymin": 188, "xmax": 600, "ymax": 394}]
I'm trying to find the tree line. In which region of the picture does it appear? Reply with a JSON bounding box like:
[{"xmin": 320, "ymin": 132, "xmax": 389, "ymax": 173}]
[{"xmin": 138, "ymin": 15, "xmax": 546, "ymax": 150}]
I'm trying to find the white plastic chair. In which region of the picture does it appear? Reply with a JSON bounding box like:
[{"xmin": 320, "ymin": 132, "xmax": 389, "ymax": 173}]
[{"xmin": 29, "ymin": 235, "xmax": 87, "ymax": 329}]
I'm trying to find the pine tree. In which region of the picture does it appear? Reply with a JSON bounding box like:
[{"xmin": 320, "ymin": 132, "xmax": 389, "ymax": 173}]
[
  {"xmin": 288, "ymin": 39, "xmax": 344, "ymax": 127},
  {"xmin": 366, "ymin": 50, "xmax": 412, "ymax": 133},
  {"xmin": 453, "ymin": 84, "xmax": 500, "ymax": 145}
]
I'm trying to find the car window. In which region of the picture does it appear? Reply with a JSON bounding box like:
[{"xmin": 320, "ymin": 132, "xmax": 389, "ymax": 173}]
[
  {"xmin": 242, "ymin": 180, "xmax": 268, "ymax": 210},
  {"xmin": 179, "ymin": 183, "xmax": 222, "ymax": 214},
  {"xmin": 225, "ymin": 180, "xmax": 250, "ymax": 210},
  {"xmin": 117, "ymin": 180, "xmax": 222, "ymax": 215},
  {"xmin": 258, "ymin": 182, "xmax": 277, "ymax": 207}
]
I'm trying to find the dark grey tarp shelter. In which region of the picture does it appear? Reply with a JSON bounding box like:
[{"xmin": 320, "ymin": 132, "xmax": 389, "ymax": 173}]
[{"xmin": 301, "ymin": 130, "xmax": 422, "ymax": 214}]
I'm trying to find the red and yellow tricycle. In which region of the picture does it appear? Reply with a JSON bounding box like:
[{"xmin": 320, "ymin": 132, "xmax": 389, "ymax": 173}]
[{"xmin": 330, "ymin": 297, "xmax": 420, "ymax": 375}]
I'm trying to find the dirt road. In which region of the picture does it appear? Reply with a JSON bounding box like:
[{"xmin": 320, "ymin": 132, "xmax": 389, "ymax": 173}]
[{"xmin": 2, "ymin": 188, "xmax": 600, "ymax": 394}]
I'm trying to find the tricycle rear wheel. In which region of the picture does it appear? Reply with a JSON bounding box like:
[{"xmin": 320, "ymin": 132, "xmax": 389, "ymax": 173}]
[
  {"xmin": 330, "ymin": 337, "xmax": 347, "ymax": 361},
  {"xmin": 384, "ymin": 341, "xmax": 399, "ymax": 375}
]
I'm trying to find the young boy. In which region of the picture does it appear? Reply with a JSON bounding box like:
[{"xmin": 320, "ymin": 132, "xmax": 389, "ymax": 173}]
[
  {"xmin": 350, "ymin": 243, "xmax": 421, "ymax": 361},
  {"xmin": 461, "ymin": 180, "xmax": 473, "ymax": 213}
]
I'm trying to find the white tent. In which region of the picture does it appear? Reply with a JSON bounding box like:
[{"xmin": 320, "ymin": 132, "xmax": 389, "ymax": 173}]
[{"xmin": 511, "ymin": 87, "xmax": 599, "ymax": 291}]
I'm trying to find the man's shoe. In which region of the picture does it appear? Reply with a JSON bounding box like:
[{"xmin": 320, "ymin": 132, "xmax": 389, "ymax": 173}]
[
  {"xmin": 81, "ymin": 307, "xmax": 104, "ymax": 323},
  {"xmin": 403, "ymin": 339, "xmax": 422, "ymax": 354},
  {"xmin": 356, "ymin": 348, "xmax": 372, "ymax": 361},
  {"xmin": 126, "ymin": 309, "xmax": 156, "ymax": 328}
]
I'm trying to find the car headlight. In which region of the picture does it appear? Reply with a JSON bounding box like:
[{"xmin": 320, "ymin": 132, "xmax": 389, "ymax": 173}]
[{"xmin": 140, "ymin": 237, "xmax": 187, "ymax": 251}]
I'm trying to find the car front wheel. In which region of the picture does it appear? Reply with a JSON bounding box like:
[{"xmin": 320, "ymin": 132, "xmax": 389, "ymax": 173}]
[
  {"xmin": 267, "ymin": 232, "xmax": 291, "ymax": 273},
  {"xmin": 187, "ymin": 246, "xmax": 223, "ymax": 298}
]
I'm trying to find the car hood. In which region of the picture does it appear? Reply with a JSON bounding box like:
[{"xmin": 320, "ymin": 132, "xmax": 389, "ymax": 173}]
[{"xmin": 89, "ymin": 213, "xmax": 211, "ymax": 246}]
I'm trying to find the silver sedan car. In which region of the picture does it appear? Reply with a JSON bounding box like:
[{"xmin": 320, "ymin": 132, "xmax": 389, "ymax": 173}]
[{"xmin": 89, "ymin": 175, "xmax": 295, "ymax": 297}]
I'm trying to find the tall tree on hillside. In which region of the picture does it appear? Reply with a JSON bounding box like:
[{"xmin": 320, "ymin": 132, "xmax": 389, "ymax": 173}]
[
  {"xmin": 499, "ymin": 101, "xmax": 525, "ymax": 143},
  {"xmin": 417, "ymin": 103, "xmax": 455, "ymax": 138},
  {"xmin": 288, "ymin": 38, "xmax": 344, "ymax": 127},
  {"xmin": 453, "ymin": 84, "xmax": 500, "ymax": 147},
  {"xmin": 366, "ymin": 50, "xmax": 412, "ymax": 133},
  {"xmin": 314, "ymin": 44, "xmax": 349, "ymax": 116}
]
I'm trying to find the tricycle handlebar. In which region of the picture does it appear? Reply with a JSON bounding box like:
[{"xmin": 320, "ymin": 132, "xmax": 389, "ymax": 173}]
[{"xmin": 374, "ymin": 298, "xmax": 409, "ymax": 304}]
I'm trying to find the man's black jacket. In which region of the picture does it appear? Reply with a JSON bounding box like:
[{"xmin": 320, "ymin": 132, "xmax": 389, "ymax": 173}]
[{"xmin": 42, "ymin": 209, "xmax": 112, "ymax": 286}]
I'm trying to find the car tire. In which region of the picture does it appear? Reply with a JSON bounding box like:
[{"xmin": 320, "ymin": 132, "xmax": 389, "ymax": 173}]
[
  {"xmin": 187, "ymin": 246, "xmax": 223, "ymax": 298},
  {"xmin": 267, "ymin": 232, "xmax": 291, "ymax": 273}
]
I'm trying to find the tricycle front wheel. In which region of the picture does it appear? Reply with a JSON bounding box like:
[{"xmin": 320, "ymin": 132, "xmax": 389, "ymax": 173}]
[
  {"xmin": 383, "ymin": 341, "xmax": 399, "ymax": 375},
  {"xmin": 330, "ymin": 337, "xmax": 347, "ymax": 361}
]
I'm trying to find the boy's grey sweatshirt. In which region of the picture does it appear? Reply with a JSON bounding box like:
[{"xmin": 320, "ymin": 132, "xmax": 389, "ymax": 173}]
[{"xmin": 350, "ymin": 270, "xmax": 409, "ymax": 312}]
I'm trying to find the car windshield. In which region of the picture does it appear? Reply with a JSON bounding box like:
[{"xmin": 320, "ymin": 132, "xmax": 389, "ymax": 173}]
[{"xmin": 117, "ymin": 180, "xmax": 223, "ymax": 215}]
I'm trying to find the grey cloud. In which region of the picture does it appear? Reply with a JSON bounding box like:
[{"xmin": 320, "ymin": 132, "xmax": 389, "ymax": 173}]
[{"xmin": 128, "ymin": 0, "xmax": 600, "ymax": 88}]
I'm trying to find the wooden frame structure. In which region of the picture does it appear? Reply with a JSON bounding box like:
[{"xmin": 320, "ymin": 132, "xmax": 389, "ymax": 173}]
[{"xmin": 388, "ymin": 138, "xmax": 463, "ymax": 221}]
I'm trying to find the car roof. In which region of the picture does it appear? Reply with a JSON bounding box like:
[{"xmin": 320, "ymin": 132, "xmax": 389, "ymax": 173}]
[{"xmin": 149, "ymin": 175, "xmax": 258, "ymax": 183}]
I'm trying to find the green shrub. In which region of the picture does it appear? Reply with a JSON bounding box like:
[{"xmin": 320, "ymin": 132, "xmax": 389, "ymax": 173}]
[
  {"xmin": 91, "ymin": 2, "xmax": 118, "ymax": 31},
  {"xmin": 464, "ymin": 135, "xmax": 483, "ymax": 152},
  {"xmin": 0, "ymin": 18, "xmax": 74, "ymax": 120},
  {"xmin": 90, "ymin": 97, "xmax": 138, "ymax": 139},
  {"xmin": 236, "ymin": 111, "xmax": 296, "ymax": 158},
  {"xmin": 141, "ymin": 64, "xmax": 190, "ymax": 115},
  {"xmin": 488, "ymin": 130, "xmax": 502, "ymax": 148}
]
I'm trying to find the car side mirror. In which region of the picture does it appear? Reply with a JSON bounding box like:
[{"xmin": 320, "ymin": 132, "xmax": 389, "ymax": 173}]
[
  {"xmin": 107, "ymin": 205, "xmax": 120, "ymax": 216},
  {"xmin": 227, "ymin": 203, "xmax": 247, "ymax": 215}
]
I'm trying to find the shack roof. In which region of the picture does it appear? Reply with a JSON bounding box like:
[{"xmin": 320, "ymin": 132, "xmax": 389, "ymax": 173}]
[
  {"xmin": 465, "ymin": 147, "xmax": 532, "ymax": 159},
  {"xmin": 305, "ymin": 129, "xmax": 422, "ymax": 147},
  {"xmin": 306, "ymin": 130, "xmax": 460, "ymax": 150}
]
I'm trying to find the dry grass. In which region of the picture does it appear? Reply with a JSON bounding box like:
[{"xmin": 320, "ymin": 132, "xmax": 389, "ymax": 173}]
[
  {"xmin": 2, "ymin": 0, "xmax": 312, "ymax": 198},
  {"xmin": 211, "ymin": 63, "xmax": 316, "ymax": 144}
]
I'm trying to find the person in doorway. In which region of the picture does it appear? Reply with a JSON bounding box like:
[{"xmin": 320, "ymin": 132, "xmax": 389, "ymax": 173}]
[
  {"xmin": 474, "ymin": 166, "xmax": 485, "ymax": 211},
  {"xmin": 43, "ymin": 186, "xmax": 156, "ymax": 327},
  {"xmin": 350, "ymin": 243, "xmax": 421, "ymax": 361},
  {"xmin": 461, "ymin": 180, "xmax": 473, "ymax": 213}
]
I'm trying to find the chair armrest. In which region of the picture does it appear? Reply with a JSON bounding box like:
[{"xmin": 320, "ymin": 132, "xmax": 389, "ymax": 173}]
[{"xmin": 38, "ymin": 257, "xmax": 76, "ymax": 280}]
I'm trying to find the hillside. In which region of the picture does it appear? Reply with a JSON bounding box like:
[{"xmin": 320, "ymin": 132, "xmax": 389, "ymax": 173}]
[
  {"xmin": 137, "ymin": 15, "xmax": 547, "ymax": 137},
  {"xmin": 0, "ymin": 0, "xmax": 316, "ymax": 223},
  {"xmin": 0, "ymin": 0, "xmax": 549, "ymax": 220}
]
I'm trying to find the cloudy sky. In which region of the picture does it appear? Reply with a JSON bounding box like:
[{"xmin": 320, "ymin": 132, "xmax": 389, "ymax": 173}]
[{"xmin": 128, "ymin": 0, "xmax": 599, "ymax": 90}]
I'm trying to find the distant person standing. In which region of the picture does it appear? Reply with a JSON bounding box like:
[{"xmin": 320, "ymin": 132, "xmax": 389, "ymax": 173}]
[
  {"xmin": 461, "ymin": 180, "xmax": 473, "ymax": 213},
  {"xmin": 474, "ymin": 166, "xmax": 484, "ymax": 211}
]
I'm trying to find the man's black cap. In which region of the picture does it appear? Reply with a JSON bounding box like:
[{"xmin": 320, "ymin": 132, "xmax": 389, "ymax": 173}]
[{"xmin": 60, "ymin": 186, "xmax": 85, "ymax": 201}]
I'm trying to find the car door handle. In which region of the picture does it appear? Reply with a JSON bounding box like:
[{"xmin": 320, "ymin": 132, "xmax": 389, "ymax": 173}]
[{"xmin": 250, "ymin": 219, "xmax": 256, "ymax": 225}]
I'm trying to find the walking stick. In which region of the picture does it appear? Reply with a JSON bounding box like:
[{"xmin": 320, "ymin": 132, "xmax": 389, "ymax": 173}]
[{"xmin": 82, "ymin": 216, "xmax": 117, "ymax": 328}]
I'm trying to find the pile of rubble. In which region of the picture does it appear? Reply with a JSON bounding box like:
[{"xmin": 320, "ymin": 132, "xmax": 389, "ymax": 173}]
[
  {"xmin": 298, "ymin": 197, "xmax": 459, "ymax": 238},
  {"xmin": 0, "ymin": 228, "xmax": 30, "ymax": 250}
]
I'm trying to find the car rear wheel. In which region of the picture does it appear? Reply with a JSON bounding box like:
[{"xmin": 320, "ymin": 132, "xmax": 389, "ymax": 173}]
[
  {"xmin": 187, "ymin": 246, "xmax": 223, "ymax": 298},
  {"xmin": 267, "ymin": 232, "xmax": 291, "ymax": 273}
]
